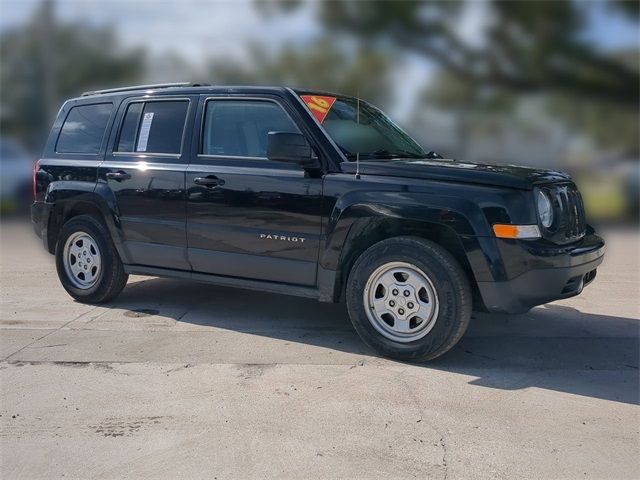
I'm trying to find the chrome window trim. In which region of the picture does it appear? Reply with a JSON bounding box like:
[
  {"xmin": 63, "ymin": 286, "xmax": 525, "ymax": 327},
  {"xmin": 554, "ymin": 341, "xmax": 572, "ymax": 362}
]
[
  {"xmin": 197, "ymin": 154, "xmax": 267, "ymax": 161},
  {"xmin": 112, "ymin": 151, "xmax": 181, "ymax": 159}
]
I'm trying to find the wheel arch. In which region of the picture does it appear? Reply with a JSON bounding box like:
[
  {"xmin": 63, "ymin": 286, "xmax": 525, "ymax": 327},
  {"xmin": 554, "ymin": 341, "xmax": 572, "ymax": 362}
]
[
  {"xmin": 332, "ymin": 217, "xmax": 478, "ymax": 304},
  {"xmin": 45, "ymin": 192, "xmax": 128, "ymax": 262}
]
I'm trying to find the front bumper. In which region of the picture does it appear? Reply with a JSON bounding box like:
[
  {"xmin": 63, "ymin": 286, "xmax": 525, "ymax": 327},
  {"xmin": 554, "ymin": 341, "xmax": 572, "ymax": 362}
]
[{"xmin": 477, "ymin": 231, "xmax": 605, "ymax": 314}]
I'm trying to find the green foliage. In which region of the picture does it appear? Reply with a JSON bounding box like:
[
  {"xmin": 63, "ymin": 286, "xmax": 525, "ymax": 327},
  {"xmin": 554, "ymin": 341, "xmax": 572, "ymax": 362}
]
[
  {"xmin": 0, "ymin": 3, "xmax": 144, "ymax": 148},
  {"xmin": 206, "ymin": 38, "xmax": 394, "ymax": 106},
  {"xmin": 295, "ymin": 0, "xmax": 638, "ymax": 107},
  {"xmin": 275, "ymin": 0, "xmax": 639, "ymax": 156},
  {"xmin": 611, "ymin": 0, "xmax": 640, "ymax": 20}
]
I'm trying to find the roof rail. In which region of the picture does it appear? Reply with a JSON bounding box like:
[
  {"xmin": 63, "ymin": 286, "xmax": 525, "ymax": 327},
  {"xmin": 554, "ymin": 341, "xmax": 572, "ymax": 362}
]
[{"xmin": 81, "ymin": 82, "xmax": 210, "ymax": 96}]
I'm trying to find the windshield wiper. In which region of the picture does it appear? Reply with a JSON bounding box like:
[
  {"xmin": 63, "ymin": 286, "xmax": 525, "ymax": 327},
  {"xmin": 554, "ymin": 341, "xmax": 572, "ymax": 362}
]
[
  {"xmin": 369, "ymin": 149, "xmax": 425, "ymax": 159},
  {"xmin": 346, "ymin": 149, "xmax": 425, "ymax": 160}
]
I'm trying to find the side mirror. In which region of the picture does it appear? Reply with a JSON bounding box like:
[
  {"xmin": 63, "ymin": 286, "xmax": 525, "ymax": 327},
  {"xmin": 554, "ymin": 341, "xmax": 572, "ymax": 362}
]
[{"xmin": 267, "ymin": 132, "xmax": 314, "ymax": 166}]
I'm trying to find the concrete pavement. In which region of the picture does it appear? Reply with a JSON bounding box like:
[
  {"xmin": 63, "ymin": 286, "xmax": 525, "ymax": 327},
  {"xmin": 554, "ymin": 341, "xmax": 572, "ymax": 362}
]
[{"xmin": 1, "ymin": 221, "xmax": 638, "ymax": 479}]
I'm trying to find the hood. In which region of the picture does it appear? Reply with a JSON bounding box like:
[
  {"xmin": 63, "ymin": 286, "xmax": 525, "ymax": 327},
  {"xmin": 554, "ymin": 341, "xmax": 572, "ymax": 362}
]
[{"xmin": 339, "ymin": 158, "xmax": 571, "ymax": 190}]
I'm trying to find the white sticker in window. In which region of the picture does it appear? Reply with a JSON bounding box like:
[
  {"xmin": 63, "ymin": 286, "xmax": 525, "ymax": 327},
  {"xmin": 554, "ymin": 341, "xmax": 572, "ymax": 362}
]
[{"xmin": 136, "ymin": 112, "xmax": 154, "ymax": 152}]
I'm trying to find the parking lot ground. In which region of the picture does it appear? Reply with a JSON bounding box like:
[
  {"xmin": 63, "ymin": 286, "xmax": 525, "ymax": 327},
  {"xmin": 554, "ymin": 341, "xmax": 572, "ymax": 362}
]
[{"xmin": 1, "ymin": 220, "xmax": 638, "ymax": 479}]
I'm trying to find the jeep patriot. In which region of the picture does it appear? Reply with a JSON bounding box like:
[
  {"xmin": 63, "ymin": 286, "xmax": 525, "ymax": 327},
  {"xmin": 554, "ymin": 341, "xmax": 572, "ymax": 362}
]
[{"xmin": 31, "ymin": 83, "xmax": 605, "ymax": 361}]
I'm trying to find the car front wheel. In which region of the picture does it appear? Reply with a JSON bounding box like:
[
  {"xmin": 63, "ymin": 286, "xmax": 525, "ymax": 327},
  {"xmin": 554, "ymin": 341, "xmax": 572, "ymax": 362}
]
[{"xmin": 346, "ymin": 236, "xmax": 472, "ymax": 361}]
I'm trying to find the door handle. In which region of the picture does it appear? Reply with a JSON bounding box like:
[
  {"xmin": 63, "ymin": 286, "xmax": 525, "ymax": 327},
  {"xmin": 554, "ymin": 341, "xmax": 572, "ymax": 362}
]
[
  {"xmin": 105, "ymin": 171, "xmax": 131, "ymax": 181},
  {"xmin": 194, "ymin": 176, "xmax": 225, "ymax": 187}
]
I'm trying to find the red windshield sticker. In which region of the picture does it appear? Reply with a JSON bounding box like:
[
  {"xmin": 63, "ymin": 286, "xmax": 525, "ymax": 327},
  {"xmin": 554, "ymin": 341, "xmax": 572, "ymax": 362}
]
[{"xmin": 300, "ymin": 95, "xmax": 336, "ymax": 124}]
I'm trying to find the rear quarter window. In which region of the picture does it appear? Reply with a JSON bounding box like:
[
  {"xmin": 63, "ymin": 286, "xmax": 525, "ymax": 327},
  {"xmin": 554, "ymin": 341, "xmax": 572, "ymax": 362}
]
[{"xmin": 56, "ymin": 103, "xmax": 113, "ymax": 154}]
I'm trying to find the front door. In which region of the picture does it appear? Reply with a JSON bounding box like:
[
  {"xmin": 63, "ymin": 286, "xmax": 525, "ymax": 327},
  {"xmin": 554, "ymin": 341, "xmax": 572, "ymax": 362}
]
[
  {"xmin": 100, "ymin": 96, "xmax": 195, "ymax": 270},
  {"xmin": 186, "ymin": 95, "xmax": 322, "ymax": 286}
]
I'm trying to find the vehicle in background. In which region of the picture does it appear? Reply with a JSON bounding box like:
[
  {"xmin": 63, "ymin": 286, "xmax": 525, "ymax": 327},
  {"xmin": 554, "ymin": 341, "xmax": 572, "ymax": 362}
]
[{"xmin": 1, "ymin": 138, "xmax": 33, "ymax": 213}]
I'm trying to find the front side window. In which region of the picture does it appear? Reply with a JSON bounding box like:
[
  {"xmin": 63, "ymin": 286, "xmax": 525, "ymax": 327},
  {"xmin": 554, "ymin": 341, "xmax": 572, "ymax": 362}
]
[
  {"xmin": 299, "ymin": 94, "xmax": 426, "ymax": 160},
  {"xmin": 56, "ymin": 103, "xmax": 113, "ymax": 154},
  {"xmin": 202, "ymin": 100, "xmax": 300, "ymax": 158},
  {"xmin": 117, "ymin": 100, "xmax": 189, "ymax": 155}
]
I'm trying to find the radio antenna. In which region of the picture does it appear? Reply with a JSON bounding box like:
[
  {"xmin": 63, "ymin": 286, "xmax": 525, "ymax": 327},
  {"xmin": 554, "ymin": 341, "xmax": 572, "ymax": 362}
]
[{"xmin": 355, "ymin": 88, "xmax": 361, "ymax": 180}]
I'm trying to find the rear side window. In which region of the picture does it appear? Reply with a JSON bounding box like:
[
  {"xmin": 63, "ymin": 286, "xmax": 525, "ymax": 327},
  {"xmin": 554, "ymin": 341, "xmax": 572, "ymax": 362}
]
[
  {"xmin": 202, "ymin": 100, "xmax": 299, "ymax": 158},
  {"xmin": 116, "ymin": 100, "xmax": 188, "ymax": 155},
  {"xmin": 56, "ymin": 103, "xmax": 113, "ymax": 154}
]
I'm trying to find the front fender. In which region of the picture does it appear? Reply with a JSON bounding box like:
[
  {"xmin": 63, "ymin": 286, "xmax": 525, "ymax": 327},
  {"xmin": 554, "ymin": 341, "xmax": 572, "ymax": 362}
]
[{"xmin": 320, "ymin": 189, "xmax": 489, "ymax": 271}]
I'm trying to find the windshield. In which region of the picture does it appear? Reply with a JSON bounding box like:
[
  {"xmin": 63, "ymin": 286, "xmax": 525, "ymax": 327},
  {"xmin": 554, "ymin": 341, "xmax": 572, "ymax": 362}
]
[{"xmin": 299, "ymin": 94, "xmax": 426, "ymax": 160}]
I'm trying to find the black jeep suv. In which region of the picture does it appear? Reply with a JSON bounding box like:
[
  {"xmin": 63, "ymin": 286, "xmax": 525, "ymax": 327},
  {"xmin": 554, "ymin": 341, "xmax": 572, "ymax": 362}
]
[{"xmin": 31, "ymin": 83, "xmax": 605, "ymax": 361}]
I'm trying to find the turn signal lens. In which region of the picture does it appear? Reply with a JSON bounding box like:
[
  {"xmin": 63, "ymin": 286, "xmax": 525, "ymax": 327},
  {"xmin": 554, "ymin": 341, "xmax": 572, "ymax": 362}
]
[{"xmin": 493, "ymin": 224, "xmax": 541, "ymax": 239}]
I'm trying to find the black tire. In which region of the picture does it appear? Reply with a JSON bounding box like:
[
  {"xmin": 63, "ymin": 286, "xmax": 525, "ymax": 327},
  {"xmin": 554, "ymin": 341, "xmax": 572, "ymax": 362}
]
[
  {"xmin": 346, "ymin": 236, "xmax": 472, "ymax": 362},
  {"xmin": 55, "ymin": 214, "xmax": 128, "ymax": 304}
]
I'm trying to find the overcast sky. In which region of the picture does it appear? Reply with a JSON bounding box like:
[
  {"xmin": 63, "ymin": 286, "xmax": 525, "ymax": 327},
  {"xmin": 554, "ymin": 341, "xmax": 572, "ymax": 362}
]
[
  {"xmin": 0, "ymin": 0, "xmax": 638, "ymax": 49},
  {"xmin": 1, "ymin": 0, "xmax": 320, "ymax": 62},
  {"xmin": 2, "ymin": 0, "xmax": 637, "ymax": 55}
]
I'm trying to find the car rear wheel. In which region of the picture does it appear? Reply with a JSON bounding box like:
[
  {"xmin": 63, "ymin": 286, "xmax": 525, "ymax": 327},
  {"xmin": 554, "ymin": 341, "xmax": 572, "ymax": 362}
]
[
  {"xmin": 346, "ymin": 236, "xmax": 471, "ymax": 361},
  {"xmin": 55, "ymin": 215, "xmax": 128, "ymax": 303}
]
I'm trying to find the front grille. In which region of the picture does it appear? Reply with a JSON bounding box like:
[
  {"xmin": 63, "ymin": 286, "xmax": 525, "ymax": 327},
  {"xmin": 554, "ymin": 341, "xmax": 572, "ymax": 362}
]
[
  {"xmin": 541, "ymin": 183, "xmax": 587, "ymax": 244},
  {"xmin": 556, "ymin": 184, "xmax": 586, "ymax": 239}
]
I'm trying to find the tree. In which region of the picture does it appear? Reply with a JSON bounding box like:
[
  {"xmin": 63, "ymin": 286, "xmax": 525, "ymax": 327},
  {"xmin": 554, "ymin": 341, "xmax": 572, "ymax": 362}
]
[
  {"xmin": 271, "ymin": 0, "xmax": 639, "ymax": 108},
  {"xmin": 207, "ymin": 37, "xmax": 392, "ymax": 105},
  {"xmin": 206, "ymin": 38, "xmax": 394, "ymax": 107},
  {"xmin": 420, "ymin": 47, "xmax": 640, "ymax": 158},
  {"xmin": 0, "ymin": 1, "xmax": 144, "ymax": 149}
]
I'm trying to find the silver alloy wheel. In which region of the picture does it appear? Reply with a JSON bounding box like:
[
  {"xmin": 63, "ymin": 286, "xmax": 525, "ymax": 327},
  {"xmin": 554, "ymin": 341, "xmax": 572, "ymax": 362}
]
[
  {"xmin": 63, "ymin": 231, "xmax": 102, "ymax": 289},
  {"xmin": 363, "ymin": 261, "xmax": 439, "ymax": 343}
]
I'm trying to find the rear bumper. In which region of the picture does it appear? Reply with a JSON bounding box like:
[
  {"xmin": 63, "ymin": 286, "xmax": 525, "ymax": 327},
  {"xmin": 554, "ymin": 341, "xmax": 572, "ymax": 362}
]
[
  {"xmin": 477, "ymin": 232, "xmax": 605, "ymax": 314},
  {"xmin": 31, "ymin": 201, "xmax": 52, "ymax": 250}
]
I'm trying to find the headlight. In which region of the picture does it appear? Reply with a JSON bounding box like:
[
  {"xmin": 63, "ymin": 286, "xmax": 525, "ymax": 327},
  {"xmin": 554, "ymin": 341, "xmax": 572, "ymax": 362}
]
[{"xmin": 537, "ymin": 190, "xmax": 554, "ymax": 228}]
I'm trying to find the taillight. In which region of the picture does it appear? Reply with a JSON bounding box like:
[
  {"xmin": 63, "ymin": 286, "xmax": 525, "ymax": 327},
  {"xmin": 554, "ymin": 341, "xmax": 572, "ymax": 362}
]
[{"xmin": 33, "ymin": 159, "xmax": 39, "ymax": 200}]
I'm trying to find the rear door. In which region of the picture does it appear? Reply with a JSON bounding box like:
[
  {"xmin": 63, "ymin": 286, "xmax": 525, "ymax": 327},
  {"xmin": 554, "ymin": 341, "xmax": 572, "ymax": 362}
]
[
  {"xmin": 39, "ymin": 100, "xmax": 115, "ymax": 202},
  {"xmin": 186, "ymin": 95, "xmax": 323, "ymax": 285},
  {"xmin": 99, "ymin": 96, "xmax": 195, "ymax": 270}
]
